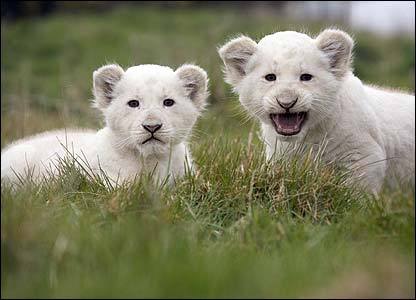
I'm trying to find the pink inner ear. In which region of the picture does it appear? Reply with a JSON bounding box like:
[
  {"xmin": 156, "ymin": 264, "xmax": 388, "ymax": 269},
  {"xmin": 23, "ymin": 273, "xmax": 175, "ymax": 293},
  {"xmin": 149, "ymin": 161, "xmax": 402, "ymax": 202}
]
[
  {"xmin": 185, "ymin": 83, "xmax": 197, "ymax": 99},
  {"xmin": 230, "ymin": 57, "xmax": 248, "ymax": 76},
  {"xmin": 103, "ymin": 81, "xmax": 114, "ymax": 100}
]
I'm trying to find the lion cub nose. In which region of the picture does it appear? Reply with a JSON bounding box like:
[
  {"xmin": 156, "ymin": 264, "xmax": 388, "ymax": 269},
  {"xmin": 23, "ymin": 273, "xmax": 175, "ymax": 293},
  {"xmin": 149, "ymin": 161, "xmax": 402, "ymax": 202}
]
[
  {"xmin": 142, "ymin": 124, "xmax": 162, "ymax": 133},
  {"xmin": 277, "ymin": 98, "xmax": 298, "ymax": 110}
]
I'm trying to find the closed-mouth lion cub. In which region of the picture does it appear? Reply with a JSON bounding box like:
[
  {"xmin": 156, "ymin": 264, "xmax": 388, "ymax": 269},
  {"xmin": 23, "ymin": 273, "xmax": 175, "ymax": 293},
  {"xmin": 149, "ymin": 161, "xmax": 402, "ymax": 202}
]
[
  {"xmin": 1, "ymin": 63, "xmax": 209, "ymax": 186},
  {"xmin": 219, "ymin": 29, "xmax": 415, "ymax": 193}
]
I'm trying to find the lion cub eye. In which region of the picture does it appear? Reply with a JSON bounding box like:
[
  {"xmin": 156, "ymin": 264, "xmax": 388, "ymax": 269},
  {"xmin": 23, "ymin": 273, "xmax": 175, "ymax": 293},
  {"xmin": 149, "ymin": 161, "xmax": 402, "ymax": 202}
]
[
  {"xmin": 265, "ymin": 74, "xmax": 277, "ymax": 81},
  {"xmin": 300, "ymin": 74, "xmax": 313, "ymax": 81},
  {"xmin": 127, "ymin": 100, "xmax": 140, "ymax": 108},
  {"xmin": 163, "ymin": 99, "xmax": 175, "ymax": 107}
]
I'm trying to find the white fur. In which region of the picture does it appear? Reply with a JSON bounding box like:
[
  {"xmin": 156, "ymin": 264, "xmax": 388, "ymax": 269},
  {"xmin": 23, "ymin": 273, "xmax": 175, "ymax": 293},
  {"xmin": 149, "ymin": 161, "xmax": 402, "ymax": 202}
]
[
  {"xmin": 1, "ymin": 63, "xmax": 209, "ymax": 186},
  {"xmin": 219, "ymin": 29, "xmax": 415, "ymax": 193}
]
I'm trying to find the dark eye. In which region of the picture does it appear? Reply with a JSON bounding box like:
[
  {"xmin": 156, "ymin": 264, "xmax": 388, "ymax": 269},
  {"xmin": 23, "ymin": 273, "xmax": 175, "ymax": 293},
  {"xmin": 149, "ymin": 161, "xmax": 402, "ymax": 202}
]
[
  {"xmin": 127, "ymin": 100, "xmax": 140, "ymax": 108},
  {"xmin": 265, "ymin": 74, "xmax": 276, "ymax": 81},
  {"xmin": 163, "ymin": 99, "xmax": 175, "ymax": 107},
  {"xmin": 300, "ymin": 74, "xmax": 313, "ymax": 81}
]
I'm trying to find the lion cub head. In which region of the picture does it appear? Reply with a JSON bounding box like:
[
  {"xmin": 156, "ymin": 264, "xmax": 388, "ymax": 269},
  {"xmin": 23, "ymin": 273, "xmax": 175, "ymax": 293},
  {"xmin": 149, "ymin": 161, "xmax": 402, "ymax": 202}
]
[
  {"xmin": 219, "ymin": 29, "xmax": 354, "ymax": 140},
  {"xmin": 93, "ymin": 63, "xmax": 209, "ymax": 156}
]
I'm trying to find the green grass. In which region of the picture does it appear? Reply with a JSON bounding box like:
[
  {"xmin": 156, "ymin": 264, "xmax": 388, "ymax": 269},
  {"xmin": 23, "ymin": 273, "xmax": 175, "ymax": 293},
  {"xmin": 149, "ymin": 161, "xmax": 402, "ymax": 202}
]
[{"xmin": 1, "ymin": 5, "xmax": 415, "ymax": 298}]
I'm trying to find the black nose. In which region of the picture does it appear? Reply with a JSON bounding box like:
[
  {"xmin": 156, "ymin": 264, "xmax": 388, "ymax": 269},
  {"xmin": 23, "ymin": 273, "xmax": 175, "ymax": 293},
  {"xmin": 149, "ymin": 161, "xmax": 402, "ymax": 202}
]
[
  {"xmin": 277, "ymin": 98, "xmax": 298, "ymax": 110},
  {"xmin": 142, "ymin": 124, "xmax": 162, "ymax": 133}
]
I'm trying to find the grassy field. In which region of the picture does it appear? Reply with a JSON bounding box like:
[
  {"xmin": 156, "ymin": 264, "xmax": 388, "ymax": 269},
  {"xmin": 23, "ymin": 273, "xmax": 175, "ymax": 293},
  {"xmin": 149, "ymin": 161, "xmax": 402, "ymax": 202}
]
[{"xmin": 1, "ymin": 5, "xmax": 415, "ymax": 298}]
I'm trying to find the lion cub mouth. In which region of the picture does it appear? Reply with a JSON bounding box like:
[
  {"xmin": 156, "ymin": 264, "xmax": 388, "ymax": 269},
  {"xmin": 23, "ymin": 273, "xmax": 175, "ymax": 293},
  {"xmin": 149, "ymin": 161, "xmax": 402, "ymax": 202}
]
[
  {"xmin": 270, "ymin": 112, "xmax": 307, "ymax": 136},
  {"xmin": 142, "ymin": 135, "xmax": 164, "ymax": 145}
]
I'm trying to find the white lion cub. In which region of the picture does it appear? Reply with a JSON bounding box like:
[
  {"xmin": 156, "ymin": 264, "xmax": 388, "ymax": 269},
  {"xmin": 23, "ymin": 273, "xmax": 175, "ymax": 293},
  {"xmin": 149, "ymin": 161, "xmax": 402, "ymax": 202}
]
[
  {"xmin": 219, "ymin": 29, "xmax": 415, "ymax": 193},
  {"xmin": 1, "ymin": 63, "xmax": 209, "ymax": 185}
]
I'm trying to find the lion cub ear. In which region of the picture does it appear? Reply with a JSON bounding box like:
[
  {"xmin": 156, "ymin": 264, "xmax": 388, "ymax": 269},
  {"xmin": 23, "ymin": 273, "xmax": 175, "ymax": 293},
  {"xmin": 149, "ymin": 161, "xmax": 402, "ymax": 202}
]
[
  {"xmin": 218, "ymin": 35, "xmax": 257, "ymax": 86},
  {"xmin": 175, "ymin": 64, "xmax": 209, "ymax": 110},
  {"xmin": 315, "ymin": 29, "xmax": 354, "ymax": 78},
  {"xmin": 93, "ymin": 64, "xmax": 124, "ymax": 109}
]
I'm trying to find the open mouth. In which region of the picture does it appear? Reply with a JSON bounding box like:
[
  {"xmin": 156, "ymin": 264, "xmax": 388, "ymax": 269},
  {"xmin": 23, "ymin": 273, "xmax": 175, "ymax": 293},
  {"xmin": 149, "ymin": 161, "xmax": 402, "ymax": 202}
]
[
  {"xmin": 142, "ymin": 136, "xmax": 163, "ymax": 144},
  {"xmin": 270, "ymin": 112, "xmax": 307, "ymax": 136}
]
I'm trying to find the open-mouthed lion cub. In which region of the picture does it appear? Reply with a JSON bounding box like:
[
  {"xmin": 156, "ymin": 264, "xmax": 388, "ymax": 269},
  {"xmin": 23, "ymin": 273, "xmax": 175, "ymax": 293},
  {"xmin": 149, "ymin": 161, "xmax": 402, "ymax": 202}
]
[
  {"xmin": 219, "ymin": 29, "xmax": 415, "ymax": 193},
  {"xmin": 1, "ymin": 63, "xmax": 209, "ymax": 185}
]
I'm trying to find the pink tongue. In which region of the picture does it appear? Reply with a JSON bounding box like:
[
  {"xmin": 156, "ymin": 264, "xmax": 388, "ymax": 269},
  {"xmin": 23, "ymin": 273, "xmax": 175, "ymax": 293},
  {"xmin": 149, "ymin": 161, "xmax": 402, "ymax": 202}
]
[
  {"xmin": 277, "ymin": 113, "xmax": 300, "ymax": 129},
  {"xmin": 271, "ymin": 112, "xmax": 305, "ymax": 135}
]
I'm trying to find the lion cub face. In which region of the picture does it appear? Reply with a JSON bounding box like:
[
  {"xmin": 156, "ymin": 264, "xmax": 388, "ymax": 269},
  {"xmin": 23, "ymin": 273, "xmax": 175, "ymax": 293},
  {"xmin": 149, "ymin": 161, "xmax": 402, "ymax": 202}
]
[
  {"xmin": 93, "ymin": 64, "xmax": 209, "ymax": 156},
  {"xmin": 219, "ymin": 29, "xmax": 353, "ymax": 140}
]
